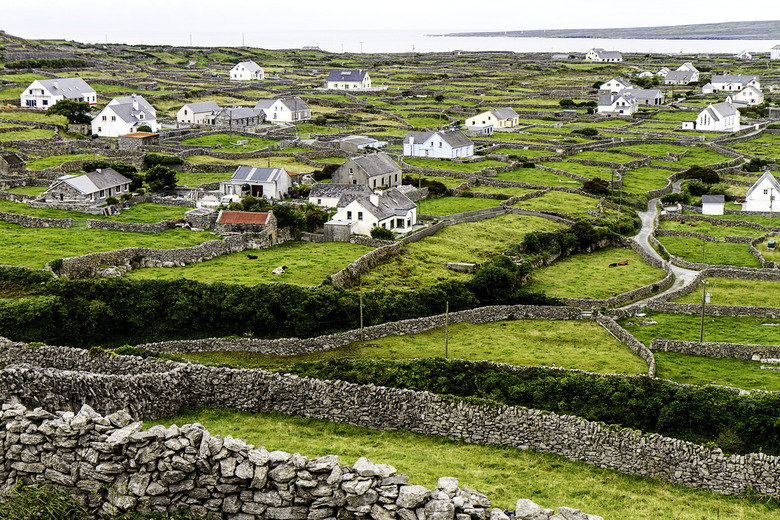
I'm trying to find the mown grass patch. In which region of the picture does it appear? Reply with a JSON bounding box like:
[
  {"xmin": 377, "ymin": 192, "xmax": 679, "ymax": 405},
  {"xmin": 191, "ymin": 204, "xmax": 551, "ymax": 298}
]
[
  {"xmin": 655, "ymin": 236, "xmax": 761, "ymax": 268},
  {"xmin": 145, "ymin": 409, "xmax": 780, "ymax": 517},
  {"xmin": 0, "ymin": 111, "xmax": 67, "ymax": 125},
  {"xmin": 490, "ymin": 148, "xmax": 559, "ymax": 158},
  {"xmin": 554, "ymin": 161, "xmax": 613, "ymax": 179},
  {"xmin": 0, "ymin": 200, "xmax": 189, "ymax": 223},
  {"xmin": 0, "ymin": 73, "xmax": 49, "ymax": 82},
  {"xmin": 3, "ymin": 186, "xmax": 46, "ymax": 196},
  {"xmin": 513, "ymin": 191, "xmax": 600, "ymax": 219},
  {"xmin": 653, "ymin": 351, "xmax": 780, "ymax": 391},
  {"xmin": 0, "ymin": 128, "xmax": 56, "ymax": 141},
  {"xmin": 361, "ymin": 214, "xmax": 562, "ymax": 289},
  {"xmin": 181, "ymin": 319, "xmax": 647, "ymax": 374},
  {"xmin": 0, "ymin": 223, "xmax": 216, "ymax": 269},
  {"xmin": 525, "ymin": 247, "xmax": 666, "ymax": 300},
  {"xmin": 731, "ymin": 133, "xmax": 780, "ymax": 159},
  {"xmin": 125, "ymin": 241, "xmax": 371, "ymax": 286},
  {"xmin": 417, "ymin": 196, "xmax": 499, "ymax": 216},
  {"xmin": 650, "ymin": 111, "xmax": 700, "ymax": 122},
  {"xmin": 620, "ymin": 312, "xmax": 780, "ymax": 348},
  {"xmin": 468, "ymin": 186, "xmax": 536, "ymax": 197},
  {"xmin": 567, "ymin": 151, "xmax": 636, "ymax": 164}
]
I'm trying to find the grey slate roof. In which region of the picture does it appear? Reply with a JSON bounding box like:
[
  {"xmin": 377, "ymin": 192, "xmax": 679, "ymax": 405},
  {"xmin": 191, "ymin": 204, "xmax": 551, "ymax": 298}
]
[
  {"xmin": 229, "ymin": 166, "xmax": 287, "ymax": 183},
  {"xmin": 327, "ymin": 70, "xmax": 368, "ymax": 82},
  {"xmin": 439, "ymin": 130, "xmax": 472, "ymax": 148},
  {"xmin": 403, "ymin": 131, "xmax": 435, "ymax": 144},
  {"xmin": 711, "ymin": 74, "xmax": 759, "ymax": 84},
  {"xmin": 235, "ymin": 61, "xmax": 262, "ymax": 73},
  {"xmin": 701, "ymin": 195, "xmax": 725, "ymax": 204},
  {"xmin": 253, "ymin": 97, "xmax": 310, "ymax": 112},
  {"xmin": 56, "ymin": 168, "xmax": 129, "ymax": 195},
  {"xmin": 351, "ymin": 153, "xmax": 401, "ymax": 177},
  {"xmin": 35, "ymin": 77, "xmax": 95, "ymax": 99},
  {"xmin": 489, "ymin": 107, "xmax": 519, "ymax": 120},
  {"xmin": 108, "ymin": 103, "xmax": 155, "ymax": 124},
  {"xmin": 704, "ymin": 102, "xmax": 738, "ymax": 121},
  {"xmin": 182, "ymin": 101, "xmax": 221, "ymax": 114},
  {"xmin": 664, "ymin": 70, "xmax": 695, "ymax": 83},
  {"xmin": 310, "ymin": 183, "xmax": 372, "ymax": 199},
  {"xmin": 219, "ymin": 107, "xmax": 263, "ymax": 120},
  {"xmin": 619, "ymin": 88, "xmax": 662, "ymax": 99},
  {"xmin": 110, "ymin": 95, "xmax": 155, "ymax": 114},
  {"xmin": 591, "ymin": 48, "xmax": 622, "ymax": 59},
  {"xmin": 344, "ymin": 187, "xmax": 416, "ymax": 220}
]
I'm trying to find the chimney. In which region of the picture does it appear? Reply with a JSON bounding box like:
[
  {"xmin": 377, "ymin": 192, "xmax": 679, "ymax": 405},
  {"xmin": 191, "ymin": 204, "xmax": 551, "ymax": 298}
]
[
  {"xmin": 369, "ymin": 194, "xmax": 379, "ymax": 206},
  {"xmin": 131, "ymin": 94, "xmax": 138, "ymax": 110},
  {"xmin": 408, "ymin": 136, "xmax": 414, "ymax": 145}
]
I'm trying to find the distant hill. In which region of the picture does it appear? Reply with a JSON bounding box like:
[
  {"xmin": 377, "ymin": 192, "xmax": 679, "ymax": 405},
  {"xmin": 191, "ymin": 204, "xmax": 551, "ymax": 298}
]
[{"xmin": 439, "ymin": 20, "xmax": 780, "ymax": 40}]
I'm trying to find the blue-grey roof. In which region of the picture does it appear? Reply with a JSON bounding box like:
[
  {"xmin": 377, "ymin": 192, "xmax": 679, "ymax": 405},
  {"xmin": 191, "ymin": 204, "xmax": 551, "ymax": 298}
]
[
  {"xmin": 234, "ymin": 61, "xmax": 262, "ymax": 73},
  {"xmin": 34, "ymin": 77, "xmax": 95, "ymax": 99},
  {"xmin": 181, "ymin": 101, "xmax": 221, "ymax": 113},
  {"xmin": 230, "ymin": 166, "xmax": 287, "ymax": 183},
  {"xmin": 51, "ymin": 168, "xmax": 129, "ymax": 195},
  {"xmin": 310, "ymin": 183, "xmax": 372, "ymax": 199},
  {"xmin": 327, "ymin": 70, "xmax": 368, "ymax": 82},
  {"xmin": 348, "ymin": 153, "xmax": 401, "ymax": 177}
]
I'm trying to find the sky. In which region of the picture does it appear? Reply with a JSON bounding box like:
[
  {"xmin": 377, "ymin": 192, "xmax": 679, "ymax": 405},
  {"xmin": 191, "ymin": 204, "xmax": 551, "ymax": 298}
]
[{"xmin": 3, "ymin": 0, "xmax": 780, "ymax": 47}]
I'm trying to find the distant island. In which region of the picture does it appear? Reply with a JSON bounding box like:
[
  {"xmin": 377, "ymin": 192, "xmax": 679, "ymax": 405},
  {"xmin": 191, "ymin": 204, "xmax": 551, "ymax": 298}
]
[{"xmin": 437, "ymin": 20, "xmax": 780, "ymax": 40}]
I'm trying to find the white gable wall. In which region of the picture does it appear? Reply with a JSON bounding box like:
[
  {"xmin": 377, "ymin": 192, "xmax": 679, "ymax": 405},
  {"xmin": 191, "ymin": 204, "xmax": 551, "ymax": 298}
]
[
  {"xmin": 91, "ymin": 106, "xmax": 159, "ymax": 137},
  {"xmin": 743, "ymin": 176, "xmax": 779, "ymax": 212}
]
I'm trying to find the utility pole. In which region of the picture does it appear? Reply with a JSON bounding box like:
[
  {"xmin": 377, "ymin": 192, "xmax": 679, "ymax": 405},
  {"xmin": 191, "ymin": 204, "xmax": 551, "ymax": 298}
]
[
  {"xmin": 701, "ymin": 240, "xmax": 706, "ymax": 264},
  {"xmin": 770, "ymin": 186, "xmax": 774, "ymax": 227},
  {"xmin": 444, "ymin": 301, "xmax": 449, "ymax": 359},
  {"xmin": 699, "ymin": 280, "xmax": 708, "ymax": 343},
  {"xmin": 359, "ymin": 278, "xmax": 364, "ymax": 341}
]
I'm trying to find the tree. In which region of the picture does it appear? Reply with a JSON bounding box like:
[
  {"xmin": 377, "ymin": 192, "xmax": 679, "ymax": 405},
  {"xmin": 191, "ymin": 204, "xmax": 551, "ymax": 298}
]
[
  {"xmin": 136, "ymin": 125, "xmax": 152, "ymax": 133},
  {"xmin": 582, "ymin": 177, "xmax": 609, "ymax": 196},
  {"xmin": 144, "ymin": 165, "xmax": 178, "ymax": 192},
  {"xmin": 48, "ymin": 99, "xmax": 92, "ymax": 124}
]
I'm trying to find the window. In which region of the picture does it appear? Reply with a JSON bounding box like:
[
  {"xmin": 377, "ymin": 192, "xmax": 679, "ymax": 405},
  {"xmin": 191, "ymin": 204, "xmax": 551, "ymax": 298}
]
[
  {"xmin": 102, "ymin": 116, "xmax": 107, "ymax": 121},
  {"xmin": 397, "ymin": 218, "xmax": 403, "ymax": 228},
  {"xmin": 184, "ymin": 110, "xmax": 188, "ymax": 115},
  {"xmin": 347, "ymin": 211, "xmax": 352, "ymax": 219},
  {"xmin": 764, "ymin": 189, "xmax": 769, "ymax": 195},
  {"xmin": 42, "ymin": 100, "xmax": 48, "ymax": 106},
  {"xmin": 352, "ymin": 179, "xmax": 357, "ymax": 184},
  {"xmin": 26, "ymin": 100, "xmax": 35, "ymax": 107},
  {"xmin": 373, "ymin": 180, "xmax": 376, "ymax": 188},
  {"xmin": 390, "ymin": 220, "xmax": 395, "ymax": 229},
  {"xmin": 358, "ymin": 212, "xmax": 363, "ymax": 220},
  {"xmin": 111, "ymin": 116, "xmax": 116, "ymax": 121},
  {"xmin": 317, "ymin": 199, "xmax": 322, "ymax": 204}
]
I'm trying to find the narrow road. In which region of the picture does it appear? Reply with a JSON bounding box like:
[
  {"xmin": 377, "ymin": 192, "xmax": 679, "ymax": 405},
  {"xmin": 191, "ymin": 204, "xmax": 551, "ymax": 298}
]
[{"xmin": 618, "ymin": 198, "xmax": 699, "ymax": 310}]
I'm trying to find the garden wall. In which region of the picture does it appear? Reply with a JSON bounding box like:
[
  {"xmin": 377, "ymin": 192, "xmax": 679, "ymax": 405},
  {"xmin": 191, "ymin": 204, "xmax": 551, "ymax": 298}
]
[
  {"xmin": 330, "ymin": 242, "xmax": 404, "ymax": 288},
  {"xmin": 3, "ymin": 339, "xmax": 780, "ymax": 505},
  {"xmin": 650, "ymin": 339, "xmax": 780, "ymax": 362},
  {"xmin": 0, "ymin": 210, "xmax": 71, "ymax": 228}
]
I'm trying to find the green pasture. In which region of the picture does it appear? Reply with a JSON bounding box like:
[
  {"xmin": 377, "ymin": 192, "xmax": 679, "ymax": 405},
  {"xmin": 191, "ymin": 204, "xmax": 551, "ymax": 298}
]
[
  {"xmin": 181, "ymin": 134, "xmax": 278, "ymax": 152},
  {"xmin": 185, "ymin": 155, "xmax": 317, "ymax": 173},
  {"xmin": 658, "ymin": 220, "xmax": 767, "ymax": 238},
  {"xmin": 405, "ymin": 158, "xmax": 507, "ymax": 173},
  {"xmin": 418, "ymin": 196, "xmax": 500, "ymax": 216},
  {"xmin": 0, "ymin": 129, "xmax": 56, "ymax": 141},
  {"xmin": 620, "ymin": 167, "xmax": 673, "ymax": 193},
  {"xmin": 656, "ymin": 236, "xmax": 761, "ymax": 268},
  {"xmin": 26, "ymin": 154, "xmax": 107, "ymax": 170},
  {"xmin": 494, "ymin": 168, "xmax": 582, "ymax": 187},
  {"xmin": 0, "ymin": 111, "xmax": 67, "ymax": 125}
]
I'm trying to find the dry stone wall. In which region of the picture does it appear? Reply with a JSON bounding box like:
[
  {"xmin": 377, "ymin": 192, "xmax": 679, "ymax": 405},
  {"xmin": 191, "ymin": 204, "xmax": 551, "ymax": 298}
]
[
  {"xmin": 650, "ymin": 339, "xmax": 780, "ymax": 361},
  {"xmin": 2, "ymin": 339, "xmax": 780, "ymax": 505},
  {"xmin": 0, "ymin": 210, "xmax": 71, "ymax": 228}
]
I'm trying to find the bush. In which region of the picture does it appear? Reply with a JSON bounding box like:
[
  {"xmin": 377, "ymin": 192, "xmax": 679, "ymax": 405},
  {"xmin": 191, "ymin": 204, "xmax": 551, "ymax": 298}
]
[
  {"xmin": 572, "ymin": 127, "xmax": 599, "ymax": 137},
  {"xmin": 137, "ymin": 124, "xmax": 152, "ymax": 132},
  {"xmin": 145, "ymin": 153, "xmax": 184, "ymax": 168},
  {"xmin": 582, "ymin": 177, "xmax": 609, "ymax": 196},
  {"xmin": 744, "ymin": 157, "xmax": 770, "ymax": 172},
  {"xmin": 144, "ymin": 165, "xmax": 178, "ymax": 192},
  {"xmin": 0, "ymin": 482, "xmax": 89, "ymax": 519},
  {"xmin": 683, "ymin": 165, "xmax": 719, "ymax": 185},
  {"xmin": 105, "ymin": 196, "xmax": 119, "ymax": 206},
  {"xmin": 686, "ymin": 181, "xmax": 709, "ymax": 197},
  {"xmin": 559, "ymin": 99, "xmax": 576, "ymax": 107},
  {"xmin": 48, "ymin": 258, "xmax": 63, "ymax": 273},
  {"xmin": 660, "ymin": 193, "xmax": 683, "ymax": 205},
  {"xmin": 370, "ymin": 226, "xmax": 395, "ymax": 240},
  {"xmin": 82, "ymin": 160, "xmax": 110, "ymax": 172}
]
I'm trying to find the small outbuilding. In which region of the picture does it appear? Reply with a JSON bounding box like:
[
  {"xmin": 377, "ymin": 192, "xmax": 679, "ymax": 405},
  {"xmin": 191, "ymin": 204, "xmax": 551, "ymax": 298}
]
[{"xmin": 701, "ymin": 194, "xmax": 725, "ymax": 215}]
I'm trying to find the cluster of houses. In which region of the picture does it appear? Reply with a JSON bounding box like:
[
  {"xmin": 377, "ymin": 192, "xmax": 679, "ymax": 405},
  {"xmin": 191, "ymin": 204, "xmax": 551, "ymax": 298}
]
[
  {"xmin": 596, "ymin": 77, "xmax": 665, "ymax": 116},
  {"xmin": 175, "ymin": 97, "xmax": 311, "ymax": 127},
  {"xmin": 226, "ymin": 60, "xmax": 376, "ymax": 91}
]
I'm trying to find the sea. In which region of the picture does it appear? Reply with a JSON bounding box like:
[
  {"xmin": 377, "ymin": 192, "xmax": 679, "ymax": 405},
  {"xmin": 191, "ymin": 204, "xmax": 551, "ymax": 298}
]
[{"xmin": 84, "ymin": 29, "xmax": 778, "ymax": 56}]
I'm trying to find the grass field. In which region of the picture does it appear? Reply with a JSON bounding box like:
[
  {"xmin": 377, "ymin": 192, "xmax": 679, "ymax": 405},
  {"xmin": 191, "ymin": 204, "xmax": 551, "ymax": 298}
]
[
  {"xmin": 4, "ymin": 186, "xmax": 46, "ymax": 196},
  {"xmin": 552, "ymin": 161, "xmax": 613, "ymax": 179},
  {"xmin": 182, "ymin": 319, "xmax": 648, "ymax": 374},
  {"xmin": 144, "ymin": 409, "xmax": 780, "ymax": 518},
  {"xmin": 567, "ymin": 151, "xmax": 636, "ymax": 164},
  {"xmin": 731, "ymin": 133, "xmax": 780, "ymax": 158},
  {"xmin": 654, "ymin": 351, "xmax": 780, "ymax": 391},
  {"xmin": 186, "ymin": 155, "xmax": 317, "ymax": 173},
  {"xmin": 25, "ymin": 154, "xmax": 107, "ymax": 170},
  {"xmin": 495, "ymin": 168, "xmax": 582, "ymax": 187},
  {"xmin": 0, "ymin": 111, "xmax": 67, "ymax": 125},
  {"xmin": 0, "ymin": 223, "xmax": 216, "ymax": 269},
  {"xmin": 614, "ymin": 144, "xmax": 731, "ymax": 167},
  {"xmin": 418, "ymin": 196, "xmax": 500, "ymax": 216},
  {"xmin": 0, "ymin": 201, "xmax": 189, "ymax": 223},
  {"xmin": 0, "ymin": 128, "xmax": 56, "ymax": 141},
  {"xmin": 673, "ymin": 277, "xmax": 780, "ymax": 307},
  {"xmin": 656, "ymin": 236, "xmax": 761, "ymax": 268},
  {"xmin": 468, "ymin": 185, "xmax": 536, "ymax": 197},
  {"xmin": 181, "ymin": 134, "xmax": 278, "ymax": 152},
  {"xmin": 620, "ymin": 167, "xmax": 672, "ymax": 194},
  {"xmin": 125, "ymin": 241, "xmax": 372, "ymax": 286},
  {"xmin": 361, "ymin": 214, "xmax": 562, "ymax": 289},
  {"xmin": 658, "ymin": 220, "xmax": 767, "ymax": 238},
  {"xmin": 514, "ymin": 191, "xmax": 600, "ymax": 219},
  {"xmin": 405, "ymin": 158, "xmax": 508, "ymax": 173},
  {"xmin": 491, "ymin": 148, "xmax": 559, "ymax": 158},
  {"xmin": 175, "ymin": 171, "xmax": 232, "ymax": 186},
  {"xmin": 525, "ymin": 247, "xmax": 666, "ymax": 300},
  {"xmin": 619, "ymin": 312, "xmax": 780, "ymax": 347}
]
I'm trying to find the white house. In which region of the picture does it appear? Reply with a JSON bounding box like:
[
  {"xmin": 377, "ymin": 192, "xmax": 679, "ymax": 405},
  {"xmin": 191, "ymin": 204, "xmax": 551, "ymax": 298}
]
[
  {"xmin": 230, "ymin": 61, "xmax": 264, "ymax": 81},
  {"xmin": 637, "ymin": 71, "xmax": 653, "ymax": 78},
  {"xmin": 332, "ymin": 153, "xmax": 402, "ymax": 189},
  {"xmin": 253, "ymin": 97, "xmax": 311, "ymax": 122},
  {"xmin": 176, "ymin": 101, "xmax": 221, "ymax": 124},
  {"xmin": 330, "ymin": 187, "xmax": 416, "ymax": 236},
  {"xmin": 42, "ymin": 168, "xmax": 130, "ymax": 204},
  {"xmin": 772, "ymin": 45, "xmax": 780, "ymax": 60},
  {"xmin": 338, "ymin": 135, "xmax": 387, "ymax": 153},
  {"xmin": 742, "ymin": 171, "xmax": 780, "ymax": 212},
  {"xmin": 677, "ymin": 62, "xmax": 699, "ymax": 74},
  {"xmin": 664, "ymin": 71, "xmax": 697, "ymax": 85},
  {"xmin": 219, "ymin": 166, "xmax": 292, "ymax": 200},
  {"xmin": 597, "ymin": 92, "xmax": 638, "ymax": 116},
  {"xmin": 736, "ymin": 50, "xmax": 753, "ymax": 60},
  {"xmin": 682, "ymin": 102, "xmax": 740, "ymax": 132},
  {"xmin": 91, "ymin": 95, "xmax": 158, "ymax": 137},
  {"xmin": 403, "ymin": 130, "xmax": 474, "ymax": 159},
  {"xmin": 729, "ymin": 86, "xmax": 764, "ymax": 106},
  {"xmin": 708, "ymin": 75, "xmax": 760, "ymax": 92},
  {"xmin": 599, "ymin": 77, "xmax": 633, "ymax": 94},
  {"xmin": 465, "ymin": 107, "xmax": 520, "ymax": 129},
  {"xmin": 585, "ymin": 48, "xmax": 622, "ymax": 62},
  {"xmin": 20, "ymin": 77, "xmax": 96, "ymax": 109},
  {"xmin": 656, "ymin": 67, "xmax": 671, "ymax": 78},
  {"xmin": 326, "ymin": 70, "xmax": 371, "ymax": 90},
  {"xmin": 309, "ymin": 183, "xmax": 373, "ymax": 209},
  {"xmin": 621, "ymin": 88, "xmax": 664, "ymax": 105},
  {"xmin": 701, "ymin": 194, "xmax": 725, "ymax": 216}
]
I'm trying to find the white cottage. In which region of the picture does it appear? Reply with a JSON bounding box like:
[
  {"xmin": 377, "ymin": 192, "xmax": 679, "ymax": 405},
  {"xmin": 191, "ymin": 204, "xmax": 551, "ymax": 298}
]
[
  {"xmin": 253, "ymin": 97, "xmax": 311, "ymax": 122},
  {"xmin": 729, "ymin": 86, "xmax": 764, "ymax": 106},
  {"xmin": 708, "ymin": 75, "xmax": 760, "ymax": 92},
  {"xmin": 230, "ymin": 61, "xmax": 264, "ymax": 81},
  {"xmin": 326, "ymin": 70, "xmax": 371, "ymax": 90},
  {"xmin": 403, "ymin": 130, "xmax": 473, "ymax": 159},
  {"xmin": 465, "ymin": 107, "xmax": 520, "ymax": 129},
  {"xmin": 330, "ymin": 187, "xmax": 416, "ymax": 236},
  {"xmin": 331, "ymin": 153, "xmax": 402, "ymax": 189},
  {"xmin": 308, "ymin": 184, "xmax": 373, "ymax": 209},
  {"xmin": 20, "ymin": 77, "xmax": 96, "ymax": 109},
  {"xmin": 91, "ymin": 95, "xmax": 158, "ymax": 137},
  {"xmin": 599, "ymin": 77, "xmax": 633, "ymax": 94},
  {"xmin": 701, "ymin": 195, "xmax": 725, "ymax": 216},
  {"xmin": 585, "ymin": 48, "xmax": 622, "ymax": 62},
  {"xmin": 742, "ymin": 171, "xmax": 780, "ymax": 212},
  {"xmin": 664, "ymin": 70, "xmax": 697, "ymax": 85},
  {"xmin": 772, "ymin": 45, "xmax": 780, "ymax": 60},
  {"xmin": 621, "ymin": 88, "xmax": 664, "ymax": 105},
  {"xmin": 219, "ymin": 166, "xmax": 292, "ymax": 200},
  {"xmin": 597, "ymin": 92, "xmax": 638, "ymax": 116},
  {"xmin": 682, "ymin": 102, "xmax": 740, "ymax": 133},
  {"xmin": 42, "ymin": 168, "xmax": 130, "ymax": 204},
  {"xmin": 176, "ymin": 101, "xmax": 221, "ymax": 124}
]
